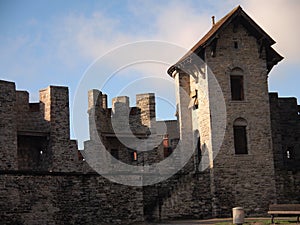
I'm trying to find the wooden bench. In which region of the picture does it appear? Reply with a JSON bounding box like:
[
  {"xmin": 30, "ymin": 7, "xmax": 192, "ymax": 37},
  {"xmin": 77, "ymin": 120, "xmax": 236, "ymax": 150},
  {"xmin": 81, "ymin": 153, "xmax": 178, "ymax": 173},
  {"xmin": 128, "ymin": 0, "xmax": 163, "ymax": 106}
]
[{"xmin": 268, "ymin": 204, "xmax": 300, "ymax": 224}]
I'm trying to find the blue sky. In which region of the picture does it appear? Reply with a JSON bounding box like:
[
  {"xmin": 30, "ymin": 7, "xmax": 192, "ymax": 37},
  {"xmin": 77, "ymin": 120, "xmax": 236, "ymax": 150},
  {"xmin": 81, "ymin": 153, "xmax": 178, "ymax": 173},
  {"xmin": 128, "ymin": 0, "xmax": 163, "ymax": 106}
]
[{"xmin": 1, "ymin": 0, "xmax": 299, "ymax": 148}]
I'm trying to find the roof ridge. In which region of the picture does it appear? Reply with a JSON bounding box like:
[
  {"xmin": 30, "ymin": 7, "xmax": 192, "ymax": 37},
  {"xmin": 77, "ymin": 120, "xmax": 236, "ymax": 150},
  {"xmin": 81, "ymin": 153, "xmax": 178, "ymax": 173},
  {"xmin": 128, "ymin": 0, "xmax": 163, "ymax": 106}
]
[
  {"xmin": 167, "ymin": 5, "xmax": 283, "ymax": 76},
  {"xmin": 190, "ymin": 5, "xmax": 242, "ymax": 52}
]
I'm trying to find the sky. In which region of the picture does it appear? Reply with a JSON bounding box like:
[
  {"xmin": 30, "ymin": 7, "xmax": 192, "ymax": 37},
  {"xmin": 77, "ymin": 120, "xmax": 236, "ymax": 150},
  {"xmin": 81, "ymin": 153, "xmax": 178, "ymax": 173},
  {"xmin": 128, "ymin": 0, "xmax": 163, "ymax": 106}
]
[{"xmin": 1, "ymin": 0, "xmax": 299, "ymax": 149}]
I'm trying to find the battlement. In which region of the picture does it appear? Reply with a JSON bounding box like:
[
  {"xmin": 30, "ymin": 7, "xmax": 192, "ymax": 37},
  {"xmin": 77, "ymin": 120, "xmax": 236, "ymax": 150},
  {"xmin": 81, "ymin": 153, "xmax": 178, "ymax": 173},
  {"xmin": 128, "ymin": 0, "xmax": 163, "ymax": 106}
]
[
  {"xmin": 88, "ymin": 89, "xmax": 107, "ymax": 111},
  {"xmin": 85, "ymin": 89, "xmax": 179, "ymax": 166},
  {"xmin": 269, "ymin": 92, "xmax": 300, "ymax": 171},
  {"xmin": 0, "ymin": 80, "xmax": 82, "ymax": 172},
  {"xmin": 87, "ymin": 90, "xmax": 157, "ymax": 139}
]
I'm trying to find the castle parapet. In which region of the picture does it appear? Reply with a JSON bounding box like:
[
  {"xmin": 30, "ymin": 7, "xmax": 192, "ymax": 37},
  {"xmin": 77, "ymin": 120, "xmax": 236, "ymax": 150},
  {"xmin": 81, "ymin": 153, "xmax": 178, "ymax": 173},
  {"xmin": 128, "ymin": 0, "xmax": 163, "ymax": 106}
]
[{"xmin": 0, "ymin": 80, "xmax": 82, "ymax": 172}]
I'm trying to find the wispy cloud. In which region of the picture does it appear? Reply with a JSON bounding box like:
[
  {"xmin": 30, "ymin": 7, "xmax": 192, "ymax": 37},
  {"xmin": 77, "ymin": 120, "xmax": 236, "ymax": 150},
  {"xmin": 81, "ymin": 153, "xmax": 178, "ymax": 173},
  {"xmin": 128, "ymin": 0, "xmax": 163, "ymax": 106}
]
[
  {"xmin": 1, "ymin": 0, "xmax": 299, "ymax": 146},
  {"xmin": 1, "ymin": 1, "xmax": 299, "ymax": 100},
  {"xmin": 242, "ymin": 0, "xmax": 300, "ymax": 64}
]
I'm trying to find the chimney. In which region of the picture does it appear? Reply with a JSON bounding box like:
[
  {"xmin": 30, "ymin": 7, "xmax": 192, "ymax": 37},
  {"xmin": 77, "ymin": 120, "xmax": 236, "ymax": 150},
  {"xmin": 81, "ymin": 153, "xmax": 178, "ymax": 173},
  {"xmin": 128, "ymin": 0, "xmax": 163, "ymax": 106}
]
[{"xmin": 212, "ymin": 16, "xmax": 215, "ymax": 26}]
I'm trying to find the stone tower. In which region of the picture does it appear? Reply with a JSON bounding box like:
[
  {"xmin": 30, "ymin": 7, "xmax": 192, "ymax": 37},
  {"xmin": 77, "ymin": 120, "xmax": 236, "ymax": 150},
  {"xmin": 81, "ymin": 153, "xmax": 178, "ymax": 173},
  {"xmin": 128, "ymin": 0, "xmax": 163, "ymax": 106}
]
[{"xmin": 168, "ymin": 6, "xmax": 283, "ymax": 216}]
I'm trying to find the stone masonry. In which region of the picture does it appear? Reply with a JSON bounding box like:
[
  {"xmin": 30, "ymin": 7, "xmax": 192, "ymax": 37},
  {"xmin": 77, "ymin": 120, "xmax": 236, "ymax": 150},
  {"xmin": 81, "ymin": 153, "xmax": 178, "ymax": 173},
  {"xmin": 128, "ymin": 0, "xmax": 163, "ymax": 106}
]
[
  {"xmin": 0, "ymin": 5, "xmax": 300, "ymax": 224},
  {"xmin": 166, "ymin": 5, "xmax": 299, "ymax": 218},
  {"xmin": 0, "ymin": 81, "xmax": 144, "ymax": 224}
]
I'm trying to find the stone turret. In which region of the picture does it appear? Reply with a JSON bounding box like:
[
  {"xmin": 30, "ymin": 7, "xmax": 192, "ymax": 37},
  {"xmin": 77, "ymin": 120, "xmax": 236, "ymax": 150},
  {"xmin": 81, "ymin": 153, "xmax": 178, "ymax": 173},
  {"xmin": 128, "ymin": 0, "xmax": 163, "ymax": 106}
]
[
  {"xmin": 136, "ymin": 93, "xmax": 156, "ymax": 129},
  {"xmin": 39, "ymin": 85, "xmax": 78, "ymax": 171},
  {"xmin": 0, "ymin": 80, "xmax": 18, "ymax": 170}
]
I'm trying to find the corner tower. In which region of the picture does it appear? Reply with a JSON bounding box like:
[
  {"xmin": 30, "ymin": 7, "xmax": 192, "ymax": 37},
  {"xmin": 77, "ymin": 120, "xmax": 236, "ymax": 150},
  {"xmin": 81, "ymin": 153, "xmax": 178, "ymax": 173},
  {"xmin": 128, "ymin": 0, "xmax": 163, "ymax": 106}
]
[{"xmin": 168, "ymin": 6, "xmax": 283, "ymax": 216}]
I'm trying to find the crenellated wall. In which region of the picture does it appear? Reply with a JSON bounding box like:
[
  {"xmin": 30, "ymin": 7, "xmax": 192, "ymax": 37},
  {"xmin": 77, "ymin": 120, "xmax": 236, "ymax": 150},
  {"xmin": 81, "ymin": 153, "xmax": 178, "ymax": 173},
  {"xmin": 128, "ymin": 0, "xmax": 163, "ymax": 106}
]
[
  {"xmin": 85, "ymin": 90, "xmax": 166, "ymax": 166},
  {"xmin": 269, "ymin": 93, "xmax": 300, "ymax": 203},
  {"xmin": 0, "ymin": 81, "xmax": 145, "ymax": 225},
  {"xmin": 1, "ymin": 7, "xmax": 300, "ymax": 224}
]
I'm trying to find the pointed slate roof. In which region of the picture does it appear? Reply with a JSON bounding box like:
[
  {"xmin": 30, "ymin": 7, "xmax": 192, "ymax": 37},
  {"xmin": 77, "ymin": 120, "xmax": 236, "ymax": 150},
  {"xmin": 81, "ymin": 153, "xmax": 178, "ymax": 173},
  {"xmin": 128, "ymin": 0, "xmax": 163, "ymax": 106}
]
[{"xmin": 167, "ymin": 6, "xmax": 283, "ymax": 75}]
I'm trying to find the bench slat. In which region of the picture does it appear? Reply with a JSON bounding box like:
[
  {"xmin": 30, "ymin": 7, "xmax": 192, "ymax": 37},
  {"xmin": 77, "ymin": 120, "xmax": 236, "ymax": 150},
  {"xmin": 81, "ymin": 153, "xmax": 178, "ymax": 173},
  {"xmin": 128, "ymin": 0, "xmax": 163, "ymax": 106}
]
[
  {"xmin": 269, "ymin": 204, "xmax": 300, "ymax": 211},
  {"xmin": 268, "ymin": 204, "xmax": 300, "ymax": 224},
  {"xmin": 268, "ymin": 211, "xmax": 300, "ymax": 214}
]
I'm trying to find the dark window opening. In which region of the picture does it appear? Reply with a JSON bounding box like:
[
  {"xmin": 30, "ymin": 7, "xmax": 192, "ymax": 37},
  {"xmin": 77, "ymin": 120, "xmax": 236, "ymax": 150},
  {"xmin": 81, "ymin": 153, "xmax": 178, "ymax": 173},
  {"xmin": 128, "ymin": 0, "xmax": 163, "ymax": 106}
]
[
  {"xmin": 233, "ymin": 126, "xmax": 248, "ymax": 154},
  {"xmin": 164, "ymin": 147, "xmax": 173, "ymax": 158},
  {"xmin": 17, "ymin": 135, "xmax": 48, "ymax": 170},
  {"xmin": 193, "ymin": 90, "xmax": 199, "ymax": 109},
  {"xmin": 231, "ymin": 75, "xmax": 244, "ymax": 100},
  {"xmin": 190, "ymin": 90, "xmax": 199, "ymax": 110},
  {"xmin": 170, "ymin": 138, "xmax": 179, "ymax": 151},
  {"xmin": 110, "ymin": 149, "xmax": 119, "ymax": 163},
  {"xmin": 234, "ymin": 41, "xmax": 238, "ymax": 49},
  {"xmin": 197, "ymin": 137, "xmax": 201, "ymax": 162}
]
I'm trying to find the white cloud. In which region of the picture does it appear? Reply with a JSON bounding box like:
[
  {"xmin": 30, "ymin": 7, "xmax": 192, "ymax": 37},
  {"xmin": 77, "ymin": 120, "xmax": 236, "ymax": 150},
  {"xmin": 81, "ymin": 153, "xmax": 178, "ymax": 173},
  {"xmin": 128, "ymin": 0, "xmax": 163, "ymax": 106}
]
[
  {"xmin": 1, "ymin": 0, "xmax": 299, "ymax": 146},
  {"xmin": 153, "ymin": 2, "xmax": 212, "ymax": 49},
  {"xmin": 51, "ymin": 12, "xmax": 126, "ymax": 66},
  {"xmin": 241, "ymin": 0, "xmax": 300, "ymax": 64},
  {"xmin": 1, "ymin": 1, "xmax": 299, "ymax": 96},
  {"xmin": 48, "ymin": 2, "xmax": 213, "ymax": 66},
  {"xmin": 52, "ymin": 0, "xmax": 299, "ymax": 66}
]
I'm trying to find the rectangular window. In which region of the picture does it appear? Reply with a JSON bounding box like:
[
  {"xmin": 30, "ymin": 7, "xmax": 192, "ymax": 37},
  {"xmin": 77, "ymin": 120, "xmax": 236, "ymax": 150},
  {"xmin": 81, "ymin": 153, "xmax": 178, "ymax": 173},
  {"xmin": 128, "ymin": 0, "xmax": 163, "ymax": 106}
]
[
  {"xmin": 233, "ymin": 126, "xmax": 248, "ymax": 154},
  {"xmin": 231, "ymin": 75, "xmax": 244, "ymax": 100},
  {"xmin": 17, "ymin": 135, "xmax": 48, "ymax": 170}
]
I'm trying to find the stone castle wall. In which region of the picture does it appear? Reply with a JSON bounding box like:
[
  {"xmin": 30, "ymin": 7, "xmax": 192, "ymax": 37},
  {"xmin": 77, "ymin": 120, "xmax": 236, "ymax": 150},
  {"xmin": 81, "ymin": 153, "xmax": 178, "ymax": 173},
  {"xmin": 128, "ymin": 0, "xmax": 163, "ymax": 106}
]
[
  {"xmin": 143, "ymin": 171, "xmax": 213, "ymax": 221},
  {"xmin": 0, "ymin": 171, "xmax": 143, "ymax": 225},
  {"xmin": 1, "ymin": 7, "xmax": 300, "ymax": 223},
  {"xmin": 0, "ymin": 81, "xmax": 18, "ymax": 170},
  {"xmin": 269, "ymin": 93, "xmax": 300, "ymax": 203},
  {"xmin": 0, "ymin": 81, "xmax": 145, "ymax": 225},
  {"xmin": 1, "ymin": 74, "xmax": 300, "ymax": 224},
  {"xmin": 85, "ymin": 89, "xmax": 180, "ymax": 166}
]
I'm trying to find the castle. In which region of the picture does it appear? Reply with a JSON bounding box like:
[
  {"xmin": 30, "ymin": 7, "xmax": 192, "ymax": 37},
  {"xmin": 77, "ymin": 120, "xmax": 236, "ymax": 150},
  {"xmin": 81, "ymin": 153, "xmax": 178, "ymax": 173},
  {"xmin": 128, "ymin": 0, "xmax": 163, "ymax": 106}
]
[{"xmin": 0, "ymin": 6, "xmax": 299, "ymax": 224}]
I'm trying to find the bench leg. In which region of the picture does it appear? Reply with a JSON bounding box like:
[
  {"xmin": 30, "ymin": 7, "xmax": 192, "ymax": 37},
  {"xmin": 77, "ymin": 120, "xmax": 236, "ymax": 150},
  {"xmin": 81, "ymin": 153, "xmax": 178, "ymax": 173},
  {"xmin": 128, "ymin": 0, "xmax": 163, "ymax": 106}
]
[
  {"xmin": 271, "ymin": 214, "xmax": 274, "ymax": 224},
  {"xmin": 297, "ymin": 215, "xmax": 299, "ymax": 223}
]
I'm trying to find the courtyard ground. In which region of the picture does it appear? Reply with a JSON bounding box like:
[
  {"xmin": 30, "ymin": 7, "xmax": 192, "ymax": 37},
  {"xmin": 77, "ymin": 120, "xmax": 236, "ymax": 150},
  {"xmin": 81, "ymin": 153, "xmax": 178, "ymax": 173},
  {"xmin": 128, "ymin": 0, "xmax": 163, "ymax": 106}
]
[{"xmin": 137, "ymin": 217, "xmax": 299, "ymax": 225}]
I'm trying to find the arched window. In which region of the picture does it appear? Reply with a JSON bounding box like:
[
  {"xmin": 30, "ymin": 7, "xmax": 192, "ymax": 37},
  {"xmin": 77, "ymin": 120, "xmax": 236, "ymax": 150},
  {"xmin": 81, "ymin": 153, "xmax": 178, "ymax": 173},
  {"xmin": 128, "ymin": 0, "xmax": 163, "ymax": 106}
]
[
  {"xmin": 233, "ymin": 118, "xmax": 248, "ymax": 154},
  {"xmin": 230, "ymin": 68, "xmax": 244, "ymax": 100}
]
